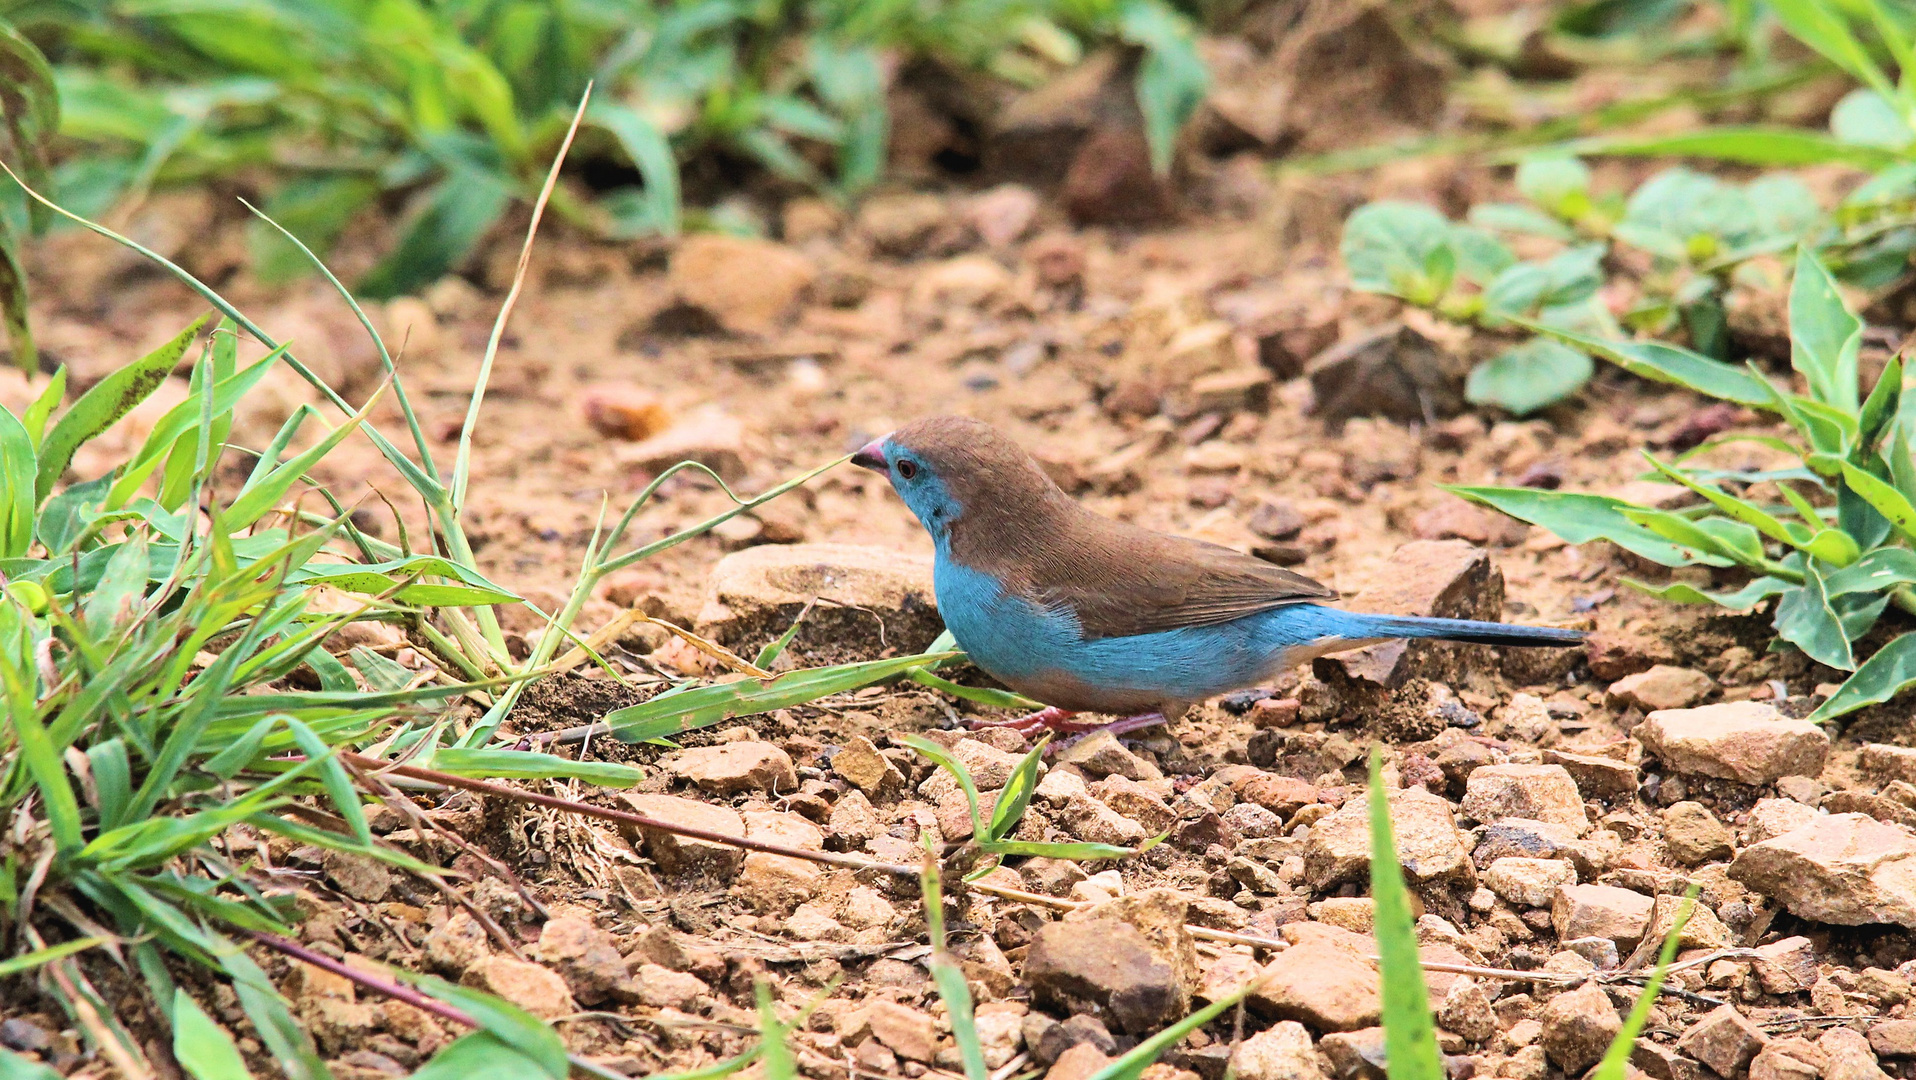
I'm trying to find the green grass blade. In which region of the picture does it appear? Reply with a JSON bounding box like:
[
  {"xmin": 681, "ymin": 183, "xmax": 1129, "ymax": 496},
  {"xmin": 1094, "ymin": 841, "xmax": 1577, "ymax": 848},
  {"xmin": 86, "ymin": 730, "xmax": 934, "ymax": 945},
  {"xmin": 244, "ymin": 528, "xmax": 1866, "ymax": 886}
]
[
  {"xmin": 35, "ymin": 315, "xmax": 209, "ymax": 501},
  {"xmin": 428, "ymin": 748, "xmax": 641, "ymax": 786},
  {"xmin": 172, "ymin": 988, "xmax": 256, "ymax": 1080},
  {"xmin": 604, "ymin": 651, "xmax": 956, "ymax": 741},
  {"xmin": 1368, "ymin": 747, "xmax": 1444, "ymax": 1080},
  {"xmin": 922, "ymin": 851, "xmax": 989, "ymax": 1080},
  {"xmin": 0, "ymin": 936, "xmax": 104, "ymax": 979},
  {"xmin": 1591, "ymin": 887, "xmax": 1698, "ymax": 1080},
  {"xmin": 1085, "ymin": 981, "xmax": 1259, "ymax": 1080},
  {"xmin": 901, "ymin": 733, "xmax": 984, "ymax": 837}
]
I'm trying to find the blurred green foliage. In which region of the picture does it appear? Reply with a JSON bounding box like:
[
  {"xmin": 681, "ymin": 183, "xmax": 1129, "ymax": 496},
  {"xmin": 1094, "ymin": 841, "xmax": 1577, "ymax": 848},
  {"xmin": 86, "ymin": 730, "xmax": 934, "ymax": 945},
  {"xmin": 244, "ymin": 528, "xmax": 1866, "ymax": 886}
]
[{"xmin": 0, "ymin": 0, "xmax": 1205, "ymax": 297}]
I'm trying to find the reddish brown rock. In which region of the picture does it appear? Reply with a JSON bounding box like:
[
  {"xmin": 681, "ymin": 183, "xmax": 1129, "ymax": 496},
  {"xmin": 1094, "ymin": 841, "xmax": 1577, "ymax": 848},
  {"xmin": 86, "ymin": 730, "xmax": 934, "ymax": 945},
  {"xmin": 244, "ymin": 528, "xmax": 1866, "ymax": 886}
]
[
  {"xmin": 1461, "ymin": 764, "xmax": 1589, "ymax": 834},
  {"xmin": 1638, "ymin": 702, "xmax": 1830, "ymax": 786},
  {"xmin": 1552, "ymin": 884, "xmax": 1654, "ymax": 947},
  {"xmin": 1731, "ymin": 814, "xmax": 1916, "ymax": 926},
  {"xmin": 667, "ymin": 742, "xmax": 797, "ymax": 796},
  {"xmin": 1678, "ymin": 1005, "xmax": 1769, "ymax": 1078},
  {"xmin": 616, "ymin": 794, "xmax": 746, "ymax": 877},
  {"xmin": 1248, "ymin": 942, "xmax": 1381, "ymax": 1032},
  {"xmin": 1540, "ymin": 981, "xmax": 1620, "ymax": 1074},
  {"xmin": 669, "ymin": 234, "xmax": 815, "ymax": 334},
  {"xmin": 1315, "ymin": 540, "xmax": 1502, "ymax": 689},
  {"xmin": 461, "ymin": 956, "xmax": 576, "ymax": 1020},
  {"xmin": 1609, "ymin": 665, "xmax": 1714, "ymax": 711},
  {"xmin": 695, "ymin": 542, "xmax": 941, "ymax": 656},
  {"xmin": 1304, "ymin": 787, "xmax": 1472, "ymax": 889}
]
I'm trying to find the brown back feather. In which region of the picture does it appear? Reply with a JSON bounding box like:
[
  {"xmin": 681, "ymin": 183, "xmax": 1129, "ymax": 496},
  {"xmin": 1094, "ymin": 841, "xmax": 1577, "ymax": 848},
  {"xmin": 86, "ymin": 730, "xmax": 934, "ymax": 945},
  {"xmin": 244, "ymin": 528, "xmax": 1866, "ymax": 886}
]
[{"xmin": 889, "ymin": 417, "xmax": 1335, "ymax": 640}]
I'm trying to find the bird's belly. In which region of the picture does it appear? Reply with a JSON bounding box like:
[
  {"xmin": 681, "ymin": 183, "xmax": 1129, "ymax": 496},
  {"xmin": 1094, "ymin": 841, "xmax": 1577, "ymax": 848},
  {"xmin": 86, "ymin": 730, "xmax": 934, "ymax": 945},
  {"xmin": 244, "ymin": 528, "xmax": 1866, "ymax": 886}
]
[{"xmin": 934, "ymin": 561, "xmax": 1314, "ymax": 713}]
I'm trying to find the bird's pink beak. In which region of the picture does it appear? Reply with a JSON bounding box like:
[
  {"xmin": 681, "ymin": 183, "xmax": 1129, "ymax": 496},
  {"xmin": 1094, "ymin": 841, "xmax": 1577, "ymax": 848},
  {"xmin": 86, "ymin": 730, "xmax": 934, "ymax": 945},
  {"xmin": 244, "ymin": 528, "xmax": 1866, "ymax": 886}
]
[{"xmin": 851, "ymin": 436, "xmax": 888, "ymax": 472}]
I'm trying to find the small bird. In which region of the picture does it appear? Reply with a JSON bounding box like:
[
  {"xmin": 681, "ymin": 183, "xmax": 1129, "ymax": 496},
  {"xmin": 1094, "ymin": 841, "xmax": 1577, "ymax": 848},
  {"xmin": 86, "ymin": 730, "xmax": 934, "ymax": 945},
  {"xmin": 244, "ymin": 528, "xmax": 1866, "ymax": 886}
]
[{"xmin": 853, "ymin": 416, "xmax": 1583, "ymax": 737}]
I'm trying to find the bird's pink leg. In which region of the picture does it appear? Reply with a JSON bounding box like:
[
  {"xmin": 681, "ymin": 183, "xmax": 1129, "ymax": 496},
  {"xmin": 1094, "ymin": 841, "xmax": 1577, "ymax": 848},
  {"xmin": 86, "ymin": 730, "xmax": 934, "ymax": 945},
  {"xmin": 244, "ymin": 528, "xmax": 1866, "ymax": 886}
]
[{"xmin": 968, "ymin": 708, "xmax": 1169, "ymax": 738}]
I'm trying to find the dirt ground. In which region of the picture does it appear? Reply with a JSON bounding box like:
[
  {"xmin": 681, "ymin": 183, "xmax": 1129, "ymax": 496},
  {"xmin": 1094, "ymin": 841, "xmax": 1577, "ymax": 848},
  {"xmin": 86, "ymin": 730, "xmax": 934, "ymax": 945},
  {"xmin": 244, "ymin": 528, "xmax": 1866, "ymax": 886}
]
[{"xmin": 9, "ymin": 28, "xmax": 1916, "ymax": 1080}]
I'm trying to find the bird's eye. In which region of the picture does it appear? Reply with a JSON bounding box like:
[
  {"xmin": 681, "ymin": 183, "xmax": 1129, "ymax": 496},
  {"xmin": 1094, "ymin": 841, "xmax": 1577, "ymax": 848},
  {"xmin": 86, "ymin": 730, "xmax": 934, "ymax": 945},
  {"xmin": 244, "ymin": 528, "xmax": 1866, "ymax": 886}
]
[{"xmin": 895, "ymin": 459, "xmax": 919, "ymax": 480}]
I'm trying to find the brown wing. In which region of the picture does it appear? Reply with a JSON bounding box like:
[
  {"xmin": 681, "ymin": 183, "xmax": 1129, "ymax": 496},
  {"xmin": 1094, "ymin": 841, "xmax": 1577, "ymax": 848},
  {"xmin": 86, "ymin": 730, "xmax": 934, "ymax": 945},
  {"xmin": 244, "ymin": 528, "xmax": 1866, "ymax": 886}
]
[{"xmin": 1024, "ymin": 513, "xmax": 1336, "ymax": 640}]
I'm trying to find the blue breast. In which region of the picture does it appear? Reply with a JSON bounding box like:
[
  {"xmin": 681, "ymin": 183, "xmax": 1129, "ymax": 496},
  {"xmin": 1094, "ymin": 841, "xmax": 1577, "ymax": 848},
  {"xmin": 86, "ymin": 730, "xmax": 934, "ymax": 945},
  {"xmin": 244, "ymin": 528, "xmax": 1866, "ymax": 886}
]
[{"xmin": 933, "ymin": 556, "xmax": 1357, "ymax": 713}]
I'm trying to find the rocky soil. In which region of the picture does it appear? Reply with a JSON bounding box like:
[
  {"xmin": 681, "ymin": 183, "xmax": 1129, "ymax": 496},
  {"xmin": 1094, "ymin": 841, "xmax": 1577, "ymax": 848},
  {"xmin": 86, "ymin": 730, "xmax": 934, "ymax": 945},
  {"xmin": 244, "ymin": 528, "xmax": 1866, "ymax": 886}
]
[{"xmin": 4, "ymin": 25, "xmax": 1916, "ymax": 1080}]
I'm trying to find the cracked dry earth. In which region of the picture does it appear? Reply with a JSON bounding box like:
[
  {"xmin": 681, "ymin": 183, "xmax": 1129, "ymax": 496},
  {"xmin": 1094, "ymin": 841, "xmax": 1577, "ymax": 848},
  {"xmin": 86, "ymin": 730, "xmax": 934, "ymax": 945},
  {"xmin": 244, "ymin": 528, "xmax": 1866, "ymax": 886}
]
[{"xmin": 13, "ymin": 167, "xmax": 1916, "ymax": 1080}]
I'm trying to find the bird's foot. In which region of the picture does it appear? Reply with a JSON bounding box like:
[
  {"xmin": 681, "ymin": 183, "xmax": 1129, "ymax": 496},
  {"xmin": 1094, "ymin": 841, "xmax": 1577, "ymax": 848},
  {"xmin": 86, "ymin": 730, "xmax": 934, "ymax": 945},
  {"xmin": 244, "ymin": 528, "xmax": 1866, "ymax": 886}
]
[{"xmin": 968, "ymin": 707, "xmax": 1169, "ymax": 740}]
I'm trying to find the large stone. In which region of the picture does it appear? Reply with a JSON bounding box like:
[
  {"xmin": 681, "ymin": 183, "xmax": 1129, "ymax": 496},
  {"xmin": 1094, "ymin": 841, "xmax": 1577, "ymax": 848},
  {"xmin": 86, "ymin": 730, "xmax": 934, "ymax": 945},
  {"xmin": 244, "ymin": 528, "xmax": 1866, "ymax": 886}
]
[
  {"xmin": 669, "ymin": 234, "xmax": 815, "ymax": 334},
  {"xmin": 1870, "ymin": 1020, "xmax": 1916, "ymax": 1058},
  {"xmin": 1663, "ymin": 801, "xmax": 1737, "ymax": 865},
  {"xmin": 1540, "ymin": 981, "xmax": 1619, "ymax": 1074},
  {"xmin": 667, "ymin": 742, "xmax": 797, "ymax": 796},
  {"xmin": 1461, "ymin": 765, "xmax": 1588, "ymax": 834},
  {"xmin": 1552, "ymin": 884, "xmax": 1654, "ymax": 947},
  {"xmin": 1305, "ymin": 324, "xmax": 1466, "ymax": 426},
  {"xmin": 1638, "ymin": 702, "xmax": 1830, "ymax": 786},
  {"xmin": 1608, "ymin": 665, "xmax": 1714, "ymax": 711},
  {"xmin": 1821, "ymin": 1027, "xmax": 1892, "ymax": 1080},
  {"xmin": 461, "ymin": 957, "xmax": 575, "ymax": 1020},
  {"xmin": 1249, "ymin": 942, "xmax": 1381, "ymax": 1032},
  {"xmin": 537, "ymin": 915, "xmax": 632, "ymax": 1005},
  {"xmin": 869, "ymin": 1000, "xmax": 937, "ymax": 1063},
  {"xmin": 1023, "ymin": 920, "xmax": 1184, "ymax": 1034},
  {"xmin": 695, "ymin": 542, "xmax": 941, "ymax": 657},
  {"xmin": 1677, "ymin": 1005, "xmax": 1768, "ymax": 1078},
  {"xmin": 1748, "ymin": 798, "xmax": 1821, "ymax": 844},
  {"xmin": 830, "ymin": 735, "xmax": 904, "ymax": 796},
  {"xmin": 1304, "ymin": 787, "xmax": 1472, "ymax": 889},
  {"xmin": 617, "ymin": 794, "xmax": 746, "ymax": 877},
  {"xmin": 1861, "ymin": 744, "xmax": 1916, "ymax": 786},
  {"xmin": 1231, "ymin": 1021, "xmax": 1328, "ymax": 1080},
  {"xmin": 1483, "ymin": 858, "xmax": 1576, "ymax": 908},
  {"xmin": 1752, "ymin": 937, "xmax": 1819, "ymax": 994},
  {"xmin": 1542, "ymin": 748, "xmax": 1639, "ymax": 800},
  {"xmin": 1752, "ymin": 1038, "xmax": 1827, "ymax": 1080},
  {"xmin": 1313, "ymin": 541, "xmax": 1502, "ymax": 690},
  {"xmin": 1730, "ymin": 813, "xmax": 1916, "ymax": 926},
  {"xmin": 737, "ymin": 809, "xmax": 825, "ymax": 913}
]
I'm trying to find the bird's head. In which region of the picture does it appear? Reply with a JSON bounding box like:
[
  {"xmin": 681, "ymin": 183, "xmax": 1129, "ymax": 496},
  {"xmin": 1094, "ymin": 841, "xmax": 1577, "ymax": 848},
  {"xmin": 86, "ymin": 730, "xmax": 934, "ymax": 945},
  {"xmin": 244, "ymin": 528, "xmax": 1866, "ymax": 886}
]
[{"xmin": 853, "ymin": 416, "xmax": 1065, "ymax": 551}]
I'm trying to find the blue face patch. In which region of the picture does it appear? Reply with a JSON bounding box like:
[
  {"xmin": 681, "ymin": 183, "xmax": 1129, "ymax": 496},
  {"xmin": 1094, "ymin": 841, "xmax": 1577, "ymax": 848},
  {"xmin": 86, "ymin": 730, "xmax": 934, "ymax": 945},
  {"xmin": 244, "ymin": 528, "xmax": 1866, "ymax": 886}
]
[{"xmin": 884, "ymin": 442, "xmax": 962, "ymax": 548}]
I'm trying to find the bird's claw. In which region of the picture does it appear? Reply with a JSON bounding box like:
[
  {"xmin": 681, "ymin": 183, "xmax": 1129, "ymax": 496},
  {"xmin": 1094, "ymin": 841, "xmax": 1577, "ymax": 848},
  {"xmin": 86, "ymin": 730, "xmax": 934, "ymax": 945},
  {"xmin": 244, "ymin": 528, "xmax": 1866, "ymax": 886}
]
[{"xmin": 967, "ymin": 707, "xmax": 1169, "ymax": 741}]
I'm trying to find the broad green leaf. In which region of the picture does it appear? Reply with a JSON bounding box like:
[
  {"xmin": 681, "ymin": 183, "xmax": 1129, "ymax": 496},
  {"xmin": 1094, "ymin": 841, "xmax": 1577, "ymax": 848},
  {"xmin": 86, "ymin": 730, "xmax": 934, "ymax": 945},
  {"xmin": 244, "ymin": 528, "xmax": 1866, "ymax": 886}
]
[
  {"xmin": 1341, "ymin": 201, "xmax": 1454, "ymax": 305},
  {"xmin": 1860, "ymin": 357, "xmax": 1903, "ymax": 451},
  {"xmin": 406, "ymin": 975, "xmax": 566, "ymax": 1077},
  {"xmin": 1448, "ymin": 224, "xmax": 1514, "ymax": 286},
  {"xmin": 1623, "ymin": 576, "xmax": 1799, "ymax": 609},
  {"xmin": 37, "ymin": 315, "xmax": 209, "ymax": 501},
  {"xmin": 173, "ymin": 989, "xmax": 255, "ymax": 1080},
  {"xmin": 1619, "ymin": 507, "xmax": 1763, "ymax": 569},
  {"xmin": 1515, "ymin": 153, "xmax": 1591, "ymax": 218},
  {"xmin": 1775, "ymin": 569, "xmax": 1855, "ymax": 670},
  {"xmin": 1483, "ymin": 244, "xmax": 1605, "ymax": 321},
  {"xmin": 589, "ymin": 102, "xmax": 679, "ymax": 237},
  {"xmin": 1746, "ymin": 173, "xmax": 1822, "ymax": 239},
  {"xmin": 428, "ymin": 748, "xmax": 641, "ymax": 786},
  {"xmin": 411, "ymin": 1033, "xmax": 559, "ymax": 1080},
  {"xmin": 901, "ymin": 733, "xmax": 984, "ymax": 838},
  {"xmin": 1810, "ymin": 632, "xmax": 1916, "ymax": 720},
  {"xmin": 605, "ymin": 652, "xmax": 957, "ymax": 741},
  {"xmin": 906, "ymin": 667, "xmax": 1044, "ymax": 710},
  {"xmin": 1465, "ymin": 339, "xmax": 1593, "ymax": 416},
  {"xmin": 1840, "ymin": 462, "xmax": 1916, "ymax": 544},
  {"xmin": 1831, "ymin": 88, "xmax": 1914, "ymax": 150},
  {"xmin": 1118, "ymin": 0, "xmax": 1207, "ymax": 177},
  {"xmin": 21, "ymin": 367, "xmax": 64, "ymax": 448},
  {"xmin": 1516, "ymin": 320, "xmax": 1771, "ymax": 407},
  {"xmin": 1468, "ymin": 202, "xmax": 1573, "ymax": 240},
  {"xmin": 1369, "ymin": 748, "xmax": 1443, "ymax": 1080},
  {"xmin": 1827, "ymin": 548, "xmax": 1916, "ymax": 595},
  {"xmin": 1790, "ymin": 249, "xmax": 1862, "ymax": 413},
  {"xmin": 1444, "ymin": 486, "xmax": 1732, "ymax": 567}
]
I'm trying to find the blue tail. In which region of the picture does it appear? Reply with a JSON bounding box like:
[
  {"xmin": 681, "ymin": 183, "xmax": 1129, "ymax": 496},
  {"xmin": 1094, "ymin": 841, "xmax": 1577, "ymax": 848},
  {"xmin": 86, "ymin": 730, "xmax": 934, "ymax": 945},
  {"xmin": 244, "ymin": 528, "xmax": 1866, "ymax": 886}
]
[{"xmin": 1330, "ymin": 611, "xmax": 1585, "ymax": 648}]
